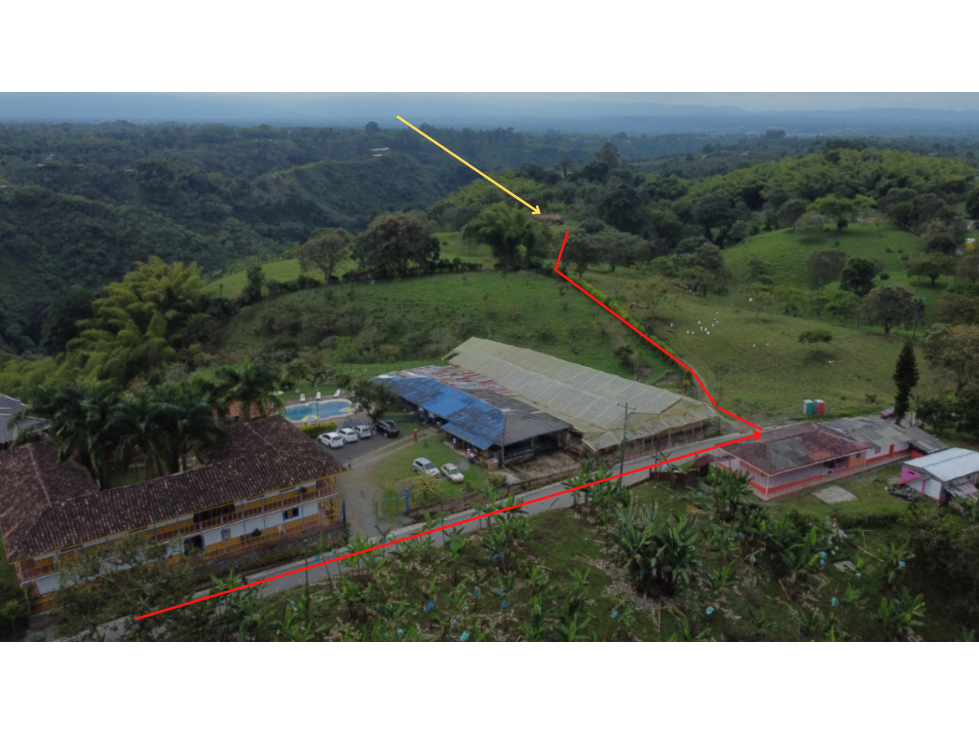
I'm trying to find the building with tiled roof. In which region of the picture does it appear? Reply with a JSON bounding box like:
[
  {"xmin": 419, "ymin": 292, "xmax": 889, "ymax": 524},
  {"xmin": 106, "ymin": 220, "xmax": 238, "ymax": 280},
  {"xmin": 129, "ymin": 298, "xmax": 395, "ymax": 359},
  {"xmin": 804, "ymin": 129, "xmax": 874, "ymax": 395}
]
[
  {"xmin": 713, "ymin": 423, "xmax": 873, "ymax": 500},
  {"xmin": 0, "ymin": 416, "xmax": 344, "ymax": 613}
]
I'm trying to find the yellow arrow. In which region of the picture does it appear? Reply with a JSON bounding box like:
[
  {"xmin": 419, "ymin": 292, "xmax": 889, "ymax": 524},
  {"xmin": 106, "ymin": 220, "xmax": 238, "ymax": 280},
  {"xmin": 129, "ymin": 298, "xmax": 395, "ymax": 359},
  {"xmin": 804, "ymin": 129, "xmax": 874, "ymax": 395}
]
[{"xmin": 397, "ymin": 115, "xmax": 541, "ymax": 215}]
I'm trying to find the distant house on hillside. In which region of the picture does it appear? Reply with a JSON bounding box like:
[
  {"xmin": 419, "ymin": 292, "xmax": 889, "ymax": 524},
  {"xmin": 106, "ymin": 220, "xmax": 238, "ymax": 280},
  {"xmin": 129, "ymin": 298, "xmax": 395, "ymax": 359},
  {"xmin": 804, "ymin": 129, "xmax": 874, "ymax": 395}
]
[
  {"xmin": 533, "ymin": 214, "xmax": 564, "ymax": 224},
  {"xmin": 0, "ymin": 416, "xmax": 344, "ymax": 613},
  {"xmin": 900, "ymin": 448, "xmax": 979, "ymax": 503}
]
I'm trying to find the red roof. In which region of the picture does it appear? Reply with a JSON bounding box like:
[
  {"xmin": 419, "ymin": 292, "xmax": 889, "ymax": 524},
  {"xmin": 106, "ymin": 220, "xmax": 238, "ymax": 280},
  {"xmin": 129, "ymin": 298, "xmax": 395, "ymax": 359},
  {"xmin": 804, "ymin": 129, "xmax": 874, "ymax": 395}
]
[
  {"xmin": 722, "ymin": 423, "xmax": 871, "ymax": 476},
  {"xmin": 0, "ymin": 416, "xmax": 343, "ymax": 561}
]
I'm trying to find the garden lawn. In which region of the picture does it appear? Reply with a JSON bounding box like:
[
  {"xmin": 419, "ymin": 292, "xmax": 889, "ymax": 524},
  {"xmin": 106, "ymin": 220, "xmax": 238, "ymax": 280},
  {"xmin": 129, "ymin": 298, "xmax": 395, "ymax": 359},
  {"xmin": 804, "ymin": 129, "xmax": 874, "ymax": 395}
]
[
  {"xmin": 371, "ymin": 437, "xmax": 490, "ymax": 501},
  {"xmin": 767, "ymin": 465, "xmax": 912, "ymax": 522}
]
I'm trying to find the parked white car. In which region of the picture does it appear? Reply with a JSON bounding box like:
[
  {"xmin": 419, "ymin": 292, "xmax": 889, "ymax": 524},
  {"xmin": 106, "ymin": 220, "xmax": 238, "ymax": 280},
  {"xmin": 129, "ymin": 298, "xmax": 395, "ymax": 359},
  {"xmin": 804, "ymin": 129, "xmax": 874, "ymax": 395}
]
[
  {"xmin": 412, "ymin": 457, "xmax": 440, "ymax": 477},
  {"xmin": 440, "ymin": 463, "xmax": 465, "ymax": 483},
  {"xmin": 338, "ymin": 427, "xmax": 359, "ymax": 443},
  {"xmin": 318, "ymin": 432, "xmax": 344, "ymax": 449},
  {"xmin": 353, "ymin": 424, "xmax": 373, "ymax": 439}
]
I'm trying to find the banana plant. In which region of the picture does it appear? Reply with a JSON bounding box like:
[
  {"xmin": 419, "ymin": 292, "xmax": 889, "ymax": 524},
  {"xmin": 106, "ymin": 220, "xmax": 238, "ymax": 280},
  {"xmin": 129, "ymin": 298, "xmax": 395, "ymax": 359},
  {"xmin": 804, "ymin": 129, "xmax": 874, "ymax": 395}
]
[{"xmin": 877, "ymin": 587, "xmax": 926, "ymax": 641}]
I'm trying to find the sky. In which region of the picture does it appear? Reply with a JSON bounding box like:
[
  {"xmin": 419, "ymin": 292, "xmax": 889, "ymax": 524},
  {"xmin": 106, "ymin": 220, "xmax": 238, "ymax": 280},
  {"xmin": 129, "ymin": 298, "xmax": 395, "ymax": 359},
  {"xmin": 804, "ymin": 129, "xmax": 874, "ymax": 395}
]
[{"xmin": 165, "ymin": 92, "xmax": 979, "ymax": 112}]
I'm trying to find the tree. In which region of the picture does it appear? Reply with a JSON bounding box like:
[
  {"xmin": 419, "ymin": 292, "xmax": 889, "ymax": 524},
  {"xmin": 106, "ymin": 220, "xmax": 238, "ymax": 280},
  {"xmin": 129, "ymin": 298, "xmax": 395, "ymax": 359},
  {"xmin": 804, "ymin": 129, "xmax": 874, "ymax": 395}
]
[
  {"xmin": 244, "ymin": 261, "xmax": 265, "ymax": 302},
  {"xmin": 906, "ymin": 253, "xmax": 956, "ymax": 287},
  {"xmin": 956, "ymin": 387, "xmax": 979, "ymax": 443},
  {"xmin": 794, "ymin": 211, "xmax": 826, "ymax": 243},
  {"xmin": 893, "ymin": 341, "xmax": 919, "ymax": 426},
  {"xmin": 798, "ymin": 328, "xmax": 833, "ymax": 355},
  {"xmin": 353, "ymin": 213, "xmax": 437, "ymax": 278},
  {"xmin": 40, "ymin": 285, "xmax": 95, "ymax": 355},
  {"xmin": 923, "ymin": 324, "xmax": 979, "ymax": 392},
  {"xmin": 958, "ymin": 251, "xmax": 979, "ymax": 283},
  {"xmin": 926, "ymin": 234, "xmax": 958, "ymax": 256},
  {"xmin": 592, "ymin": 228, "xmax": 647, "ymax": 272},
  {"xmin": 298, "ymin": 228, "xmax": 350, "ymax": 283},
  {"xmin": 694, "ymin": 194, "xmax": 736, "ymax": 234},
  {"xmin": 598, "ymin": 184, "xmax": 647, "ymax": 235},
  {"xmin": 13, "ymin": 379, "xmax": 124, "ymax": 488},
  {"xmin": 54, "ymin": 533, "xmax": 202, "ymax": 641},
  {"xmin": 595, "ymin": 141, "xmax": 620, "ymax": 169},
  {"xmin": 348, "ymin": 376, "xmax": 399, "ymax": 421},
  {"xmin": 840, "ymin": 257, "xmax": 877, "ymax": 297},
  {"xmin": 812, "ymin": 195, "xmax": 855, "ymax": 232},
  {"xmin": 463, "ymin": 203, "xmax": 548, "ymax": 271},
  {"xmin": 966, "ymin": 185, "xmax": 979, "ymax": 221},
  {"xmin": 68, "ymin": 258, "xmax": 208, "ymax": 384},
  {"xmin": 861, "ymin": 284, "xmax": 917, "ymax": 335},
  {"xmin": 806, "ymin": 249, "xmax": 848, "ymax": 289},
  {"xmin": 915, "ymin": 395, "xmax": 955, "ymax": 434},
  {"xmin": 777, "ymin": 199, "xmax": 808, "ymax": 229},
  {"xmin": 211, "ymin": 360, "xmax": 283, "ymax": 422},
  {"xmin": 825, "ymin": 291, "xmax": 861, "ymax": 324},
  {"xmin": 677, "ymin": 242, "xmax": 725, "ymax": 276},
  {"xmin": 564, "ymin": 231, "xmax": 600, "ymax": 276}
]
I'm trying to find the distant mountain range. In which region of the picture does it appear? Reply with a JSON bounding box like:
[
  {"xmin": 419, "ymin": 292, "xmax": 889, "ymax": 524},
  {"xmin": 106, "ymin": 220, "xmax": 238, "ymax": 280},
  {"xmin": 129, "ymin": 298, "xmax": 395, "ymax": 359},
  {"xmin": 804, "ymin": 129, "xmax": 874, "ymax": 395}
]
[{"xmin": 2, "ymin": 93, "xmax": 979, "ymax": 136}]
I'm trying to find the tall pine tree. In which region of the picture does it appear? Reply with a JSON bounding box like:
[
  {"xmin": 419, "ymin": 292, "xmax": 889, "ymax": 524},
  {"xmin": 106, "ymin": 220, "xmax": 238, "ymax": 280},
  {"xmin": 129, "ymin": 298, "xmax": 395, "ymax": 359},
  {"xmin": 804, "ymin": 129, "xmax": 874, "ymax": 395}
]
[{"xmin": 893, "ymin": 340, "xmax": 919, "ymax": 426}]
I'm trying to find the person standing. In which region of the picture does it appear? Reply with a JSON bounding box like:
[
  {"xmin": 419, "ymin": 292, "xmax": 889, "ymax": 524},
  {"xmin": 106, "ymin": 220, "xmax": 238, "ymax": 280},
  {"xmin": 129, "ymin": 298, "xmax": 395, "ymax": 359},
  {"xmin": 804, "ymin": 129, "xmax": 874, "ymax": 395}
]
[
  {"xmin": 423, "ymin": 435, "xmax": 428, "ymax": 447},
  {"xmin": 413, "ymin": 428, "xmax": 418, "ymax": 442}
]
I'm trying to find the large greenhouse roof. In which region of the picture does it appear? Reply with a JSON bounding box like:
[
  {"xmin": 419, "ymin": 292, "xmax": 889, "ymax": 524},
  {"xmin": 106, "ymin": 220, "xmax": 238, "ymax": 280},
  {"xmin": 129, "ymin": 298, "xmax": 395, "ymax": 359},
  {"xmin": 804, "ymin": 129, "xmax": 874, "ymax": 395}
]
[{"xmin": 447, "ymin": 338, "xmax": 717, "ymax": 451}]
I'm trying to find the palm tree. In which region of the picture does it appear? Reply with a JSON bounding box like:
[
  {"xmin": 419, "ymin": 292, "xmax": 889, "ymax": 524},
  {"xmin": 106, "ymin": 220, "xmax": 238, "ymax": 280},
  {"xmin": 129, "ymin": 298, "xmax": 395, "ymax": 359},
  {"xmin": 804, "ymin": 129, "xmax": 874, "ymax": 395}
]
[
  {"xmin": 211, "ymin": 360, "xmax": 283, "ymax": 422},
  {"xmin": 111, "ymin": 388, "xmax": 172, "ymax": 480},
  {"xmin": 168, "ymin": 380, "xmax": 227, "ymax": 472},
  {"xmin": 463, "ymin": 202, "xmax": 547, "ymax": 271},
  {"xmin": 17, "ymin": 380, "xmax": 123, "ymax": 488}
]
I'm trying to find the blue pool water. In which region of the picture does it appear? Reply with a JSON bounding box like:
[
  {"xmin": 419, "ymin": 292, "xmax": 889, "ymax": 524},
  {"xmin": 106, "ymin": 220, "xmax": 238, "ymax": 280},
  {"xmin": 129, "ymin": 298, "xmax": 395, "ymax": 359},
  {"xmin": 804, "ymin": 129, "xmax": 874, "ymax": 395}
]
[{"xmin": 283, "ymin": 399, "xmax": 353, "ymax": 421}]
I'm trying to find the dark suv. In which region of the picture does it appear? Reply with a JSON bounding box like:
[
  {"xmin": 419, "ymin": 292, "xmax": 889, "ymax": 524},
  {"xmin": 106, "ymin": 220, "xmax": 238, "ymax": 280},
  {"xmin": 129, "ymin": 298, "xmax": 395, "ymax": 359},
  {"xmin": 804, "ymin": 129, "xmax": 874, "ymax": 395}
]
[{"xmin": 374, "ymin": 419, "xmax": 400, "ymax": 437}]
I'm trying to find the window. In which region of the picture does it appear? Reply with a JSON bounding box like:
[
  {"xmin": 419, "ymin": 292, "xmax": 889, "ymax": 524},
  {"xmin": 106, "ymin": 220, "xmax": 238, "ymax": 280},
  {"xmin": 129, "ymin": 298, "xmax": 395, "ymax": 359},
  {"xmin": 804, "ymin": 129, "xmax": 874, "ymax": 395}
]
[
  {"xmin": 221, "ymin": 528, "xmax": 231, "ymax": 542},
  {"xmin": 283, "ymin": 508, "xmax": 300, "ymax": 521}
]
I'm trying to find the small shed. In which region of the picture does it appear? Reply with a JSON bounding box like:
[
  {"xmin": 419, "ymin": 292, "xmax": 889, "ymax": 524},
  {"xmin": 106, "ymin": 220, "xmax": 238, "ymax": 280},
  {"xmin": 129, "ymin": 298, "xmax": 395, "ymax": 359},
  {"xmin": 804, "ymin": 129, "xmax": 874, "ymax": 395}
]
[{"xmin": 901, "ymin": 448, "xmax": 979, "ymax": 503}]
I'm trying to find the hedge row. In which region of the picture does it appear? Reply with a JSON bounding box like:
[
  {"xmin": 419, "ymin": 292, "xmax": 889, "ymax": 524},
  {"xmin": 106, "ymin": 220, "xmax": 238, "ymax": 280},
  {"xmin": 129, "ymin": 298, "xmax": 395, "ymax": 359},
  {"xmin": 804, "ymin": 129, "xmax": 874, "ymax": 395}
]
[
  {"xmin": 298, "ymin": 422, "xmax": 338, "ymax": 439},
  {"xmin": 546, "ymin": 264, "xmax": 647, "ymax": 334}
]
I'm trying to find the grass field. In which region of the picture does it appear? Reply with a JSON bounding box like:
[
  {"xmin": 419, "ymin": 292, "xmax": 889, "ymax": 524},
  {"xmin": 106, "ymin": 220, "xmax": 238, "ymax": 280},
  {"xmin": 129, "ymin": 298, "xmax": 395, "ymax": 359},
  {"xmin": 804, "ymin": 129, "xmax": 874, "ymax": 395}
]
[
  {"xmin": 206, "ymin": 236, "xmax": 489, "ymax": 299},
  {"xmin": 434, "ymin": 232, "xmax": 494, "ymax": 265},
  {"xmin": 585, "ymin": 240, "xmax": 940, "ymax": 424},
  {"xmin": 723, "ymin": 222, "xmax": 946, "ymax": 327},
  {"xmin": 216, "ymin": 269, "xmax": 672, "ymax": 381}
]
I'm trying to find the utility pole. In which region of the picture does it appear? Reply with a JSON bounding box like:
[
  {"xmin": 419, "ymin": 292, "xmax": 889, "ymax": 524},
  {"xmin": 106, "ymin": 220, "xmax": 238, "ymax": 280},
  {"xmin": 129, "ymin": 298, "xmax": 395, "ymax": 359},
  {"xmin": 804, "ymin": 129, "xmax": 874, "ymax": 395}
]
[{"xmin": 617, "ymin": 402, "xmax": 636, "ymax": 482}]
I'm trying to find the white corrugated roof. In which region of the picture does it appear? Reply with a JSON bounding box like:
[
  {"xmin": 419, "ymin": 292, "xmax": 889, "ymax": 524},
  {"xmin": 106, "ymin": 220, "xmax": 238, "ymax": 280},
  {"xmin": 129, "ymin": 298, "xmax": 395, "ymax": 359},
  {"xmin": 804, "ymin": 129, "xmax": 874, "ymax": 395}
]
[
  {"xmin": 447, "ymin": 338, "xmax": 716, "ymax": 451},
  {"xmin": 905, "ymin": 448, "xmax": 979, "ymax": 482}
]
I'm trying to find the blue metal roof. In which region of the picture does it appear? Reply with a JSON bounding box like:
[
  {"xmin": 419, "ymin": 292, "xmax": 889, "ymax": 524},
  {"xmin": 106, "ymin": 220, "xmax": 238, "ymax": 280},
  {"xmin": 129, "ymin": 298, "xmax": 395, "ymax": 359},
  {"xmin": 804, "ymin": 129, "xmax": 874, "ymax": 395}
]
[
  {"xmin": 441, "ymin": 422, "xmax": 495, "ymax": 451},
  {"xmin": 378, "ymin": 376, "xmax": 504, "ymax": 448}
]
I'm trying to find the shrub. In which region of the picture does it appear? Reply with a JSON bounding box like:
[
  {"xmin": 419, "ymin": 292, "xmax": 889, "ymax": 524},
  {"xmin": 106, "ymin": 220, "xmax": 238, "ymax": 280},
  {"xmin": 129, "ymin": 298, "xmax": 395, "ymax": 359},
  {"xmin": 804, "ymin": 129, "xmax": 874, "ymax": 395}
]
[{"xmin": 299, "ymin": 421, "xmax": 338, "ymax": 439}]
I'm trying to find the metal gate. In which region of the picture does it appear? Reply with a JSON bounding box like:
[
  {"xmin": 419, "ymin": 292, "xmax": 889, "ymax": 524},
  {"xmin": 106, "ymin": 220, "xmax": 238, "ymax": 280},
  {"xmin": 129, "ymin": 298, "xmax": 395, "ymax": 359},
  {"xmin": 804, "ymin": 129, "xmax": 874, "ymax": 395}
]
[{"xmin": 375, "ymin": 490, "xmax": 410, "ymax": 519}]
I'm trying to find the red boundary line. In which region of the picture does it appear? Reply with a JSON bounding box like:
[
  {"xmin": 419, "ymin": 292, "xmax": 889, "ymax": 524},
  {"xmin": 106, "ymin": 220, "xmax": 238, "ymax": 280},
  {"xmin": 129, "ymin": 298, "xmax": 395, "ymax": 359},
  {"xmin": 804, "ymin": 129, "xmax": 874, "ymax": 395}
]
[{"xmin": 134, "ymin": 230, "xmax": 761, "ymax": 621}]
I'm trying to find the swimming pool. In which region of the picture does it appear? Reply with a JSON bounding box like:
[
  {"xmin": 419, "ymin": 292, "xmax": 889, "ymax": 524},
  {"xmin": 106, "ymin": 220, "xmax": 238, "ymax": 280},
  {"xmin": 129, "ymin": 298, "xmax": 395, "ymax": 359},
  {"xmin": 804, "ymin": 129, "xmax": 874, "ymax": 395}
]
[{"xmin": 283, "ymin": 399, "xmax": 354, "ymax": 422}]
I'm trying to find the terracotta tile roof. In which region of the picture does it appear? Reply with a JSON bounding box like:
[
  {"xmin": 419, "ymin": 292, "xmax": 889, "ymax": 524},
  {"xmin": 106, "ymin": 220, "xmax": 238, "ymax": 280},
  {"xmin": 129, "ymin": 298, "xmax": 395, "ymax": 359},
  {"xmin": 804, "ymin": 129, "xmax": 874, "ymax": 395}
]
[
  {"xmin": 723, "ymin": 423, "xmax": 871, "ymax": 476},
  {"xmin": 0, "ymin": 416, "xmax": 343, "ymax": 561}
]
